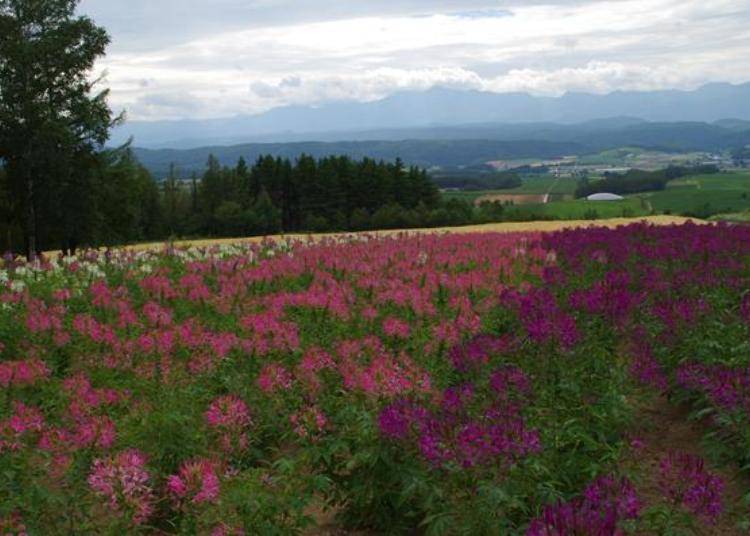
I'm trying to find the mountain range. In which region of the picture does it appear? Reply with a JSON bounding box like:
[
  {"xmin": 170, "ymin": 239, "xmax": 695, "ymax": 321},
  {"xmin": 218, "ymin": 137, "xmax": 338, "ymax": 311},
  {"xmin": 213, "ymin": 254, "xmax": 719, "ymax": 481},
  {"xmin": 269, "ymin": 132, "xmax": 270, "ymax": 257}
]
[
  {"xmin": 133, "ymin": 118, "xmax": 750, "ymax": 178},
  {"xmin": 114, "ymin": 82, "xmax": 750, "ymax": 149}
]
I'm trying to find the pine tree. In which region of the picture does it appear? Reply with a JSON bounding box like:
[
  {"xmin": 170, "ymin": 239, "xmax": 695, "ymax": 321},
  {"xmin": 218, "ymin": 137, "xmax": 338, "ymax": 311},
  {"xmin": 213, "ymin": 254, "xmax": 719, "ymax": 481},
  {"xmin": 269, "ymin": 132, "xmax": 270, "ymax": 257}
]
[{"xmin": 0, "ymin": 0, "xmax": 117, "ymax": 258}]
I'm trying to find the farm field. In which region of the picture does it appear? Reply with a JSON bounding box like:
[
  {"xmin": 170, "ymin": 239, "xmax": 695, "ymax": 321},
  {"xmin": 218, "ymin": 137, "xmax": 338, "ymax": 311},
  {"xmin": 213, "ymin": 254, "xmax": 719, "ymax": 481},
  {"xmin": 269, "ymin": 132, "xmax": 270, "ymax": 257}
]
[
  {"xmin": 442, "ymin": 175, "xmax": 578, "ymax": 204},
  {"xmin": 509, "ymin": 176, "xmax": 578, "ymax": 195},
  {"xmin": 2, "ymin": 221, "xmax": 748, "ymax": 534},
  {"xmin": 507, "ymin": 197, "xmax": 649, "ymax": 220},
  {"xmin": 577, "ymin": 147, "xmax": 709, "ymax": 170},
  {"xmin": 454, "ymin": 171, "xmax": 750, "ymax": 222},
  {"xmin": 641, "ymin": 172, "xmax": 750, "ymax": 216}
]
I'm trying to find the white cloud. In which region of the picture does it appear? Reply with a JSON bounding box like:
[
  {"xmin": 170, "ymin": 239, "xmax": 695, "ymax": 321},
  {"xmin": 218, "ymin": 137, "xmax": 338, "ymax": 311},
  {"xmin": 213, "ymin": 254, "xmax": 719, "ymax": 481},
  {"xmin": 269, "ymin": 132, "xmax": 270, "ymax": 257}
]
[{"xmin": 85, "ymin": 0, "xmax": 750, "ymax": 120}]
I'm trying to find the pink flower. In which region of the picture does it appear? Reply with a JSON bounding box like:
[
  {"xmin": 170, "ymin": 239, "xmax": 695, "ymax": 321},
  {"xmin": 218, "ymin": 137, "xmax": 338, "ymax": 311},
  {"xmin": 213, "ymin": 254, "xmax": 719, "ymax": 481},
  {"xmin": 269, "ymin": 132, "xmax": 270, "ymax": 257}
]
[
  {"xmin": 142, "ymin": 301, "xmax": 173, "ymax": 327},
  {"xmin": 0, "ymin": 359, "xmax": 50, "ymax": 388},
  {"xmin": 205, "ymin": 395, "xmax": 251, "ymax": 429},
  {"xmin": 168, "ymin": 458, "xmax": 221, "ymax": 505},
  {"xmin": 88, "ymin": 449, "xmax": 154, "ymax": 525},
  {"xmin": 290, "ymin": 406, "xmax": 328, "ymax": 439},
  {"xmin": 74, "ymin": 415, "xmax": 117, "ymax": 449},
  {"xmin": 205, "ymin": 395, "xmax": 251, "ymax": 452},
  {"xmin": 382, "ymin": 317, "xmax": 411, "ymax": 339},
  {"xmin": 257, "ymin": 363, "xmax": 293, "ymax": 393},
  {"xmin": 167, "ymin": 474, "xmax": 188, "ymax": 496}
]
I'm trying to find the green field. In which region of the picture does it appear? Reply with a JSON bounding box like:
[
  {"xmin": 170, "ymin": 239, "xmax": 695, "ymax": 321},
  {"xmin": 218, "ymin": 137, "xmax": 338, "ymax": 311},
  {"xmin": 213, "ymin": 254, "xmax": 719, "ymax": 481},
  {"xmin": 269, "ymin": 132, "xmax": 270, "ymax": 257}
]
[
  {"xmin": 638, "ymin": 172, "xmax": 750, "ymax": 216},
  {"xmin": 577, "ymin": 147, "xmax": 709, "ymax": 169},
  {"xmin": 507, "ymin": 197, "xmax": 648, "ymax": 220},
  {"xmin": 441, "ymin": 175, "xmax": 578, "ymax": 203},
  {"xmin": 442, "ymin": 170, "xmax": 750, "ymax": 221}
]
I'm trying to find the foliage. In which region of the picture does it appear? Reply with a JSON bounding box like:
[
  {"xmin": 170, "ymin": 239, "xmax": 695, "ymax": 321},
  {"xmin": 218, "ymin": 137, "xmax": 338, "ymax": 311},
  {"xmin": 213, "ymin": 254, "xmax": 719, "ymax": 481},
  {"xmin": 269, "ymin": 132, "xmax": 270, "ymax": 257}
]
[{"xmin": 432, "ymin": 172, "xmax": 523, "ymax": 191}]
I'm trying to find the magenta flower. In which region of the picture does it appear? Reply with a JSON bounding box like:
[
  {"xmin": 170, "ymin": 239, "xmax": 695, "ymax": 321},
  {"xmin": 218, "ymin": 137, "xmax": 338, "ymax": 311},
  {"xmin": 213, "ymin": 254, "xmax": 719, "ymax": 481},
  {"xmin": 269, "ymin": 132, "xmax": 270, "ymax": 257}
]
[
  {"xmin": 168, "ymin": 458, "xmax": 222, "ymax": 505},
  {"xmin": 527, "ymin": 475, "xmax": 640, "ymax": 535},
  {"xmin": 205, "ymin": 395, "xmax": 251, "ymax": 452},
  {"xmin": 659, "ymin": 452, "xmax": 724, "ymax": 523},
  {"xmin": 257, "ymin": 363, "xmax": 293, "ymax": 393},
  {"xmin": 379, "ymin": 378, "xmax": 540, "ymax": 469},
  {"xmin": 88, "ymin": 449, "xmax": 155, "ymax": 525},
  {"xmin": 382, "ymin": 317, "xmax": 411, "ymax": 339}
]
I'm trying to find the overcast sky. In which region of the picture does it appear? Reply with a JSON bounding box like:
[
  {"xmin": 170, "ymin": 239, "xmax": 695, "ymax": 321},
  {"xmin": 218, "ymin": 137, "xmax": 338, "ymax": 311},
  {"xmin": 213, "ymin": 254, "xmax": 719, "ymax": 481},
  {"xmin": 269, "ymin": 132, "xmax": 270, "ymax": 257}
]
[{"xmin": 77, "ymin": 0, "xmax": 750, "ymax": 121}]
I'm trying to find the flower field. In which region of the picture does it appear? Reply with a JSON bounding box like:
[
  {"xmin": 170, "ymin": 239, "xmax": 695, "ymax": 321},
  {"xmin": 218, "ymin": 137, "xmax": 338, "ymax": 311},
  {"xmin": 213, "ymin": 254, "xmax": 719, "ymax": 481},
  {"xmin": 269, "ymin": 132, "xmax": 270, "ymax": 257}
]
[{"xmin": 1, "ymin": 222, "xmax": 748, "ymax": 534}]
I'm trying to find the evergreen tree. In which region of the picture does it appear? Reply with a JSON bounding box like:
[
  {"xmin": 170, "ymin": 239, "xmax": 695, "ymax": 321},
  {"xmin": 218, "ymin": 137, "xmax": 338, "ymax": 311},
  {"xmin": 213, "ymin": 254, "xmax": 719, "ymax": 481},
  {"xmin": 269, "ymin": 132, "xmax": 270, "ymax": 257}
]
[
  {"xmin": 0, "ymin": 0, "xmax": 117, "ymax": 258},
  {"xmin": 199, "ymin": 154, "xmax": 224, "ymax": 234},
  {"xmin": 250, "ymin": 188, "xmax": 282, "ymax": 235},
  {"xmin": 163, "ymin": 163, "xmax": 186, "ymax": 237}
]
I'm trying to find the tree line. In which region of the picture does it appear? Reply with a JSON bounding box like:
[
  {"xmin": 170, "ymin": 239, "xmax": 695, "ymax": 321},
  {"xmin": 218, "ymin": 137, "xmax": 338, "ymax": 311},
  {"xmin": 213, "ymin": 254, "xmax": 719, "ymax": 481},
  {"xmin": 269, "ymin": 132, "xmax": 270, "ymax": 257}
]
[
  {"xmin": 431, "ymin": 172, "xmax": 522, "ymax": 191},
  {"xmin": 159, "ymin": 153, "xmax": 443, "ymax": 238},
  {"xmin": 2, "ymin": 147, "xmax": 505, "ymax": 254}
]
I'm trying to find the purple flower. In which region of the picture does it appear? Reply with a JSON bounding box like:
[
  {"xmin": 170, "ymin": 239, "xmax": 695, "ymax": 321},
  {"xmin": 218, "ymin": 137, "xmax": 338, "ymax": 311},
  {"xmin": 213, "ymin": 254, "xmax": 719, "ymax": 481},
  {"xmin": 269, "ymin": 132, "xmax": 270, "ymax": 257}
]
[
  {"xmin": 527, "ymin": 475, "xmax": 640, "ymax": 536},
  {"xmin": 378, "ymin": 402, "xmax": 414, "ymax": 440},
  {"xmin": 659, "ymin": 452, "xmax": 724, "ymax": 523},
  {"xmin": 378, "ymin": 378, "xmax": 540, "ymax": 470}
]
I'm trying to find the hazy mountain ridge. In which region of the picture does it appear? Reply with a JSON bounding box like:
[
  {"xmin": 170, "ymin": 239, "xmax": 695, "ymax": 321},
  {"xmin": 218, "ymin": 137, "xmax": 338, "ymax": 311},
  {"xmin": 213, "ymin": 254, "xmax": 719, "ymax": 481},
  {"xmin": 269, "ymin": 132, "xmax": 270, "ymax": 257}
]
[
  {"xmin": 134, "ymin": 139, "xmax": 587, "ymax": 178},
  {"xmin": 114, "ymin": 83, "xmax": 750, "ymax": 149},
  {"xmin": 133, "ymin": 119, "xmax": 750, "ymax": 178}
]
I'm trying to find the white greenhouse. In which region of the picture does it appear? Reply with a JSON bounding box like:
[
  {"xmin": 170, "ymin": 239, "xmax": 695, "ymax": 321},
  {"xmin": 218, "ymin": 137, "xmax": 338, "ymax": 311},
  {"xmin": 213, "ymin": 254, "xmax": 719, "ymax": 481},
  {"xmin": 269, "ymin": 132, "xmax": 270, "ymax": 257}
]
[{"xmin": 587, "ymin": 193, "xmax": 625, "ymax": 201}]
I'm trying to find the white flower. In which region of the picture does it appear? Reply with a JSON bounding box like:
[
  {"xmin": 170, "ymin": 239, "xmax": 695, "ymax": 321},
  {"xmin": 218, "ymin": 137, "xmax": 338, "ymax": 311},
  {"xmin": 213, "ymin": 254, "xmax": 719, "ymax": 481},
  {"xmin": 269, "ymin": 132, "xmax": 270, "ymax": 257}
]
[
  {"xmin": 85, "ymin": 264, "xmax": 105, "ymax": 279},
  {"xmin": 10, "ymin": 280, "xmax": 25, "ymax": 293}
]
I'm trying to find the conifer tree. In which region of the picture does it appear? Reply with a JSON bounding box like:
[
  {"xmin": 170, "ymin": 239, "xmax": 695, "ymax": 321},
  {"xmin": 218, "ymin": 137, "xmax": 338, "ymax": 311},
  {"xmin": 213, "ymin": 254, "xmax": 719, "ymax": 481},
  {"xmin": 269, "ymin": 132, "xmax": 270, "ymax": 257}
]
[{"xmin": 0, "ymin": 0, "xmax": 117, "ymax": 258}]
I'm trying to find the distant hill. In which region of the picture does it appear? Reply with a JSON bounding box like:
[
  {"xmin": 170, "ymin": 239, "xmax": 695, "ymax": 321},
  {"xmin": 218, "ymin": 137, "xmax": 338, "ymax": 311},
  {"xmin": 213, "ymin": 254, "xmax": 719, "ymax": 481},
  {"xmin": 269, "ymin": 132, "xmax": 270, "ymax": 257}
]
[
  {"xmin": 114, "ymin": 82, "xmax": 750, "ymax": 149},
  {"xmin": 132, "ymin": 119, "xmax": 750, "ymax": 178},
  {"xmin": 714, "ymin": 119, "xmax": 750, "ymax": 131},
  {"xmin": 134, "ymin": 139, "xmax": 586, "ymax": 178}
]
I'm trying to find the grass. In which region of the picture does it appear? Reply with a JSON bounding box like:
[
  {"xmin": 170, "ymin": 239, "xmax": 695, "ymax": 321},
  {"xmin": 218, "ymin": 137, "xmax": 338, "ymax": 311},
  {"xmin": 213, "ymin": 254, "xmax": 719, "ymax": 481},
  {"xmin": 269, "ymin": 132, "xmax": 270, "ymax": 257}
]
[
  {"xmin": 510, "ymin": 176, "xmax": 578, "ymax": 195},
  {"xmin": 507, "ymin": 197, "xmax": 649, "ymax": 220},
  {"xmin": 638, "ymin": 171, "xmax": 750, "ymax": 216},
  {"xmin": 710, "ymin": 211, "xmax": 750, "ymax": 223}
]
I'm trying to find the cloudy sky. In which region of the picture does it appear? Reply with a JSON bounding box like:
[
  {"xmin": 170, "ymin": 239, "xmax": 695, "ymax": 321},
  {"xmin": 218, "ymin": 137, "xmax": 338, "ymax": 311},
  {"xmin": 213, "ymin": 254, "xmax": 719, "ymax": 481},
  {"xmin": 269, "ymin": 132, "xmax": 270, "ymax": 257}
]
[{"xmin": 77, "ymin": 0, "xmax": 750, "ymax": 121}]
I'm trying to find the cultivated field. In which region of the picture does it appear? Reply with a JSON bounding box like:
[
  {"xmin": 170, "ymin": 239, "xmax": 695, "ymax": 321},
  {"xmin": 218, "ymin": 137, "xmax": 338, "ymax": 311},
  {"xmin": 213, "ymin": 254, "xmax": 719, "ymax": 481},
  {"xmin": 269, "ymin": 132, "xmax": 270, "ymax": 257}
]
[
  {"xmin": 473, "ymin": 193, "xmax": 548, "ymax": 206},
  {"xmin": 449, "ymin": 171, "xmax": 750, "ymax": 222},
  {"xmin": 3, "ymin": 219, "xmax": 748, "ymax": 534},
  {"xmin": 644, "ymin": 172, "xmax": 750, "ymax": 216}
]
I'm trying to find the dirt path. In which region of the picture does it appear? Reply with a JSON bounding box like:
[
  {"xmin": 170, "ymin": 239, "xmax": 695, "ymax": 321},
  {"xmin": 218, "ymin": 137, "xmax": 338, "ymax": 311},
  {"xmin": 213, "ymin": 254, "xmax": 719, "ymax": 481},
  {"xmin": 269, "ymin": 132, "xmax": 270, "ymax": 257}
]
[
  {"xmin": 625, "ymin": 396, "xmax": 748, "ymax": 535},
  {"xmin": 543, "ymin": 175, "xmax": 561, "ymax": 204}
]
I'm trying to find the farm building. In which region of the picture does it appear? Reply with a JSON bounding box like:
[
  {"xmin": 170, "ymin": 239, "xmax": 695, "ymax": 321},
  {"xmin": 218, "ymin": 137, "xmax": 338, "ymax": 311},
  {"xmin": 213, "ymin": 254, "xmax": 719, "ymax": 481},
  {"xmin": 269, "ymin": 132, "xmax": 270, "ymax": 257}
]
[{"xmin": 587, "ymin": 193, "xmax": 625, "ymax": 201}]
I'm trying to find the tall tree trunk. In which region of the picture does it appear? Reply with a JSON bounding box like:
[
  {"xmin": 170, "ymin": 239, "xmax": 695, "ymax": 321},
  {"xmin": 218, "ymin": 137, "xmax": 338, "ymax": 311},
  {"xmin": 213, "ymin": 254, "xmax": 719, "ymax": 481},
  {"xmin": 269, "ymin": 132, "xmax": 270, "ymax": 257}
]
[{"xmin": 25, "ymin": 173, "xmax": 36, "ymax": 261}]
